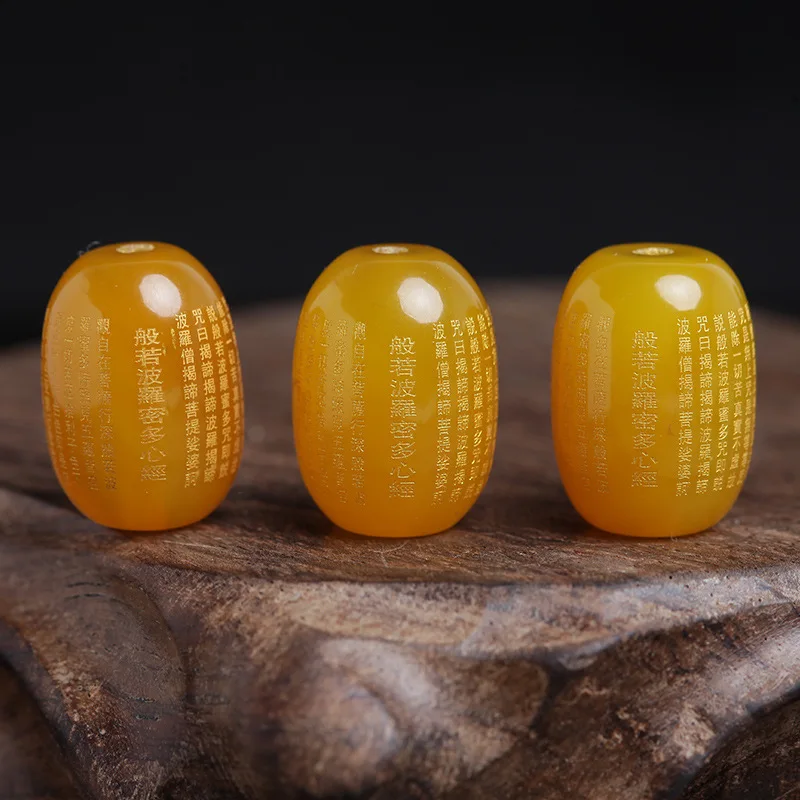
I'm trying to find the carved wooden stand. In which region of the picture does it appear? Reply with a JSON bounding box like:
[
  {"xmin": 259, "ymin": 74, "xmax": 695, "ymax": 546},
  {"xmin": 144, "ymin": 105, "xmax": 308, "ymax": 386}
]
[{"xmin": 2, "ymin": 284, "xmax": 800, "ymax": 799}]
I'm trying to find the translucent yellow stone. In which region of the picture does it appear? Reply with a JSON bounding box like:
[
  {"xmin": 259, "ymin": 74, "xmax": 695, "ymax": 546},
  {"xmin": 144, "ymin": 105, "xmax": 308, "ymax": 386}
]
[
  {"xmin": 293, "ymin": 244, "xmax": 498, "ymax": 537},
  {"xmin": 552, "ymin": 243, "xmax": 756, "ymax": 537},
  {"xmin": 41, "ymin": 242, "xmax": 244, "ymax": 531}
]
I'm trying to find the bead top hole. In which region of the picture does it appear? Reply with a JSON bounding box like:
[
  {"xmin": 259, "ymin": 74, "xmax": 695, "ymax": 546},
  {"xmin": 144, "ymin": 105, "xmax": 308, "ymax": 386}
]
[
  {"xmin": 372, "ymin": 246, "xmax": 409, "ymax": 255},
  {"xmin": 117, "ymin": 243, "xmax": 156, "ymax": 254},
  {"xmin": 632, "ymin": 246, "xmax": 674, "ymax": 256}
]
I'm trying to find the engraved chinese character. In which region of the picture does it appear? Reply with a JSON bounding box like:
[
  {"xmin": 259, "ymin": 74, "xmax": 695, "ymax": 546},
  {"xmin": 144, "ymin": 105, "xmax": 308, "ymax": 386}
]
[
  {"xmin": 134, "ymin": 328, "xmax": 160, "ymax": 346},
  {"xmin": 137, "ymin": 368, "xmax": 162, "ymax": 386},
  {"xmin": 138, "ymin": 386, "xmax": 164, "ymax": 405},
  {"xmin": 632, "ymin": 350, "xmax": 658, "ymax": 371},
  {"xmin": 391, "ymin": 399, "xmax": 416, "ymax": 418},
  {"xmin": 141, "ymin": 426, "xmax": 164, "ymax": 444},
  {"xmin": 391, "ymin": 441, "xmax": 415, "ymax": 460},
  {"xmin": 389, "ymin": 481, "xmax": 415, "ymax": 498},
  {"xmin": 392, "ymin": 379, "xmax": 415, "ymax": 397},
  {"xmin": 391, "ymin": 462, "xmax": 416, "ymax": 481},
  {"xmin": 390, "ymin": 337, "xmax": 416, "ymax": 355},
  {"xmin": 139, "ymin": 407, "xmax": 167, "ymax": 425},
  {"xmin": 633, "ymin": 391, "xmax": 658, "ymax": 410},
  {"xmin": 632, "ymin": 471, "xmax": 657, "ymax": 488},
  {"xmin": 391, "ymin": 422, "xmax": 417, "ymax": 439},
  {"xmin": 141, "ymin": 464, "xmax": 167, "ymax": 481},
  {"xmin": 632, "ymin": 412, "xmax": 658, "ymax": 431},
  {"xmin": 390, "ymin": 358, "xmax": 416, "ymax": 377}
]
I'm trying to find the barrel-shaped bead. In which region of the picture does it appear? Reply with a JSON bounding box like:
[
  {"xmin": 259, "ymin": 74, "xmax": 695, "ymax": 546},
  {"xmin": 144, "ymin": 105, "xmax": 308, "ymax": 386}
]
[
  {"xmin": 293, "ymin": 244, "xmax": 498, "ymax": 537},
  {"xmin": 551, "ymin": 243, "xmax": 756, "ymax": 537},
  {"xmin": 41, "ymin": 242, "xmax": 244, "ymax": 530}
]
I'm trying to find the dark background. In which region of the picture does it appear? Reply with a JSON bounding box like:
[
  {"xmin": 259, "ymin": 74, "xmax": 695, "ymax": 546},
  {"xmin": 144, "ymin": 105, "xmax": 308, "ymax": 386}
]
[{"xmin": 1, "ymin": 5, "xmax": 798, "ymax": 347}]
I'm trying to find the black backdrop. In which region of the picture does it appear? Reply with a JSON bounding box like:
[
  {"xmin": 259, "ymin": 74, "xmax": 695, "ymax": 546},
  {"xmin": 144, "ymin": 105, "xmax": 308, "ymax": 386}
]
[{"xmin": 1, "ymin": 6, "xmax": 798, "ymax": 347}]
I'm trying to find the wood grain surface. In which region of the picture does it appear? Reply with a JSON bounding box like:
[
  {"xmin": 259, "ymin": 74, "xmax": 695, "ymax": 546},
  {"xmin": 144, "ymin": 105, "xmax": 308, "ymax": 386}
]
[{"xmin": 2, "ymin": 282, "xmax": 800, "ymax": 800}]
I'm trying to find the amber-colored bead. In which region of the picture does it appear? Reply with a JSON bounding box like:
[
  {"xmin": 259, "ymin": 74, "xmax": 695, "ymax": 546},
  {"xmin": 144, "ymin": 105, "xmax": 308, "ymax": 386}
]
[
  {"xmin": 41, "ymin": 242, "xmax": 244, "ymax": 531},
  {"xmin": 293, "ymin": 244, "xmax": 498, "ymax": 537},
  {"xmin": 552, "ymin": 243, "xmax": 756, "ymax": 538}
]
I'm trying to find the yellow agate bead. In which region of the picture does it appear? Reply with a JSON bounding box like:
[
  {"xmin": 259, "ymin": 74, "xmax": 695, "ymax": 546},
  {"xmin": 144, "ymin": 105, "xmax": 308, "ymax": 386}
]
[
  {"xmin": 552, "ymin": 243, "xmax": 756, "ymax": 537},
  {"xmin": 293, "ymin": 244, "xmax": 498, "ymax": 537},
  {"xmin": 41, "ymin": 242, "xmax": 244, "ymax": 530}
]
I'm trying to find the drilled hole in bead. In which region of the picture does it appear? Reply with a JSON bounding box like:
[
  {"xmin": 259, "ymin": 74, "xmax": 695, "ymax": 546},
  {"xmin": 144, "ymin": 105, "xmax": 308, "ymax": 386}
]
[
  {"xmin": 632, "ymin": 246, "xmax": 674, "ymax": 256},
  {"xmin": 116, "ymin": 243, "xmax": 156, "ymax": 254},
  {"xmin": 372, "ymin": 245, "xmax": 409, "ymax": 255}
]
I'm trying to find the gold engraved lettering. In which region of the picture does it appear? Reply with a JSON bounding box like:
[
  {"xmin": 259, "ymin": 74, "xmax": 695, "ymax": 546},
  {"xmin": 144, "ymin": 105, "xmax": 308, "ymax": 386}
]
[
  {"xmin": 389, "ymin": 334, "xmax": 416, "ymax": 498},
  {"xmin": 331, "ymin": 320, "xmax": 348, "ymax": 503},
  {"xmin": 43, "ymin": 313, "xmax": 69, "ymax": 478},
  {"xmin": 97, "ymin": 318, "xmax": 116, "ymax": 489},
  {"xmin": 676, "ymin": 317, "xmax": 694, "ymax": 496},
  {"xmin": 449, "ymin": 318, "xmax": 469, "ymax": 502},
  {"xmin": 433, "ymin": 321, "xmax": 451, "ymax": 504},
  {"xmin": 62, "ymin": 315, "xmax": 82, "ymax": 483},
  {"xmin": 135, "ymin": 327, "xmax": 167, "ymax": 481},
  {"xmin": 351, "ymin": 321, "xmax": 367, "ymax": 504},
  {"xmin": 631, "ymin": 329, "xmax": 658, "ymax": 488},
  {"xmin": 592, "ymin": 315, "xmax": 611, "ymax": 493}
]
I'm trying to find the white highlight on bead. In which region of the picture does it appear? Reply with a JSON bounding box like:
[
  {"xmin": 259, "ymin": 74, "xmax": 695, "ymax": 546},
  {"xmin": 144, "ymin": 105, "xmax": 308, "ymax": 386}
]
[
  {"xmin": 655, "ymin": 274, "xmax": 702, "ymax": 311},
  {"xmin": 139, "ymin": 273, "xmax": 182, "ymax": 318},
  {"xmin": 397, "ymin": 276, "xmax": 444, "ymax": 324}
]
